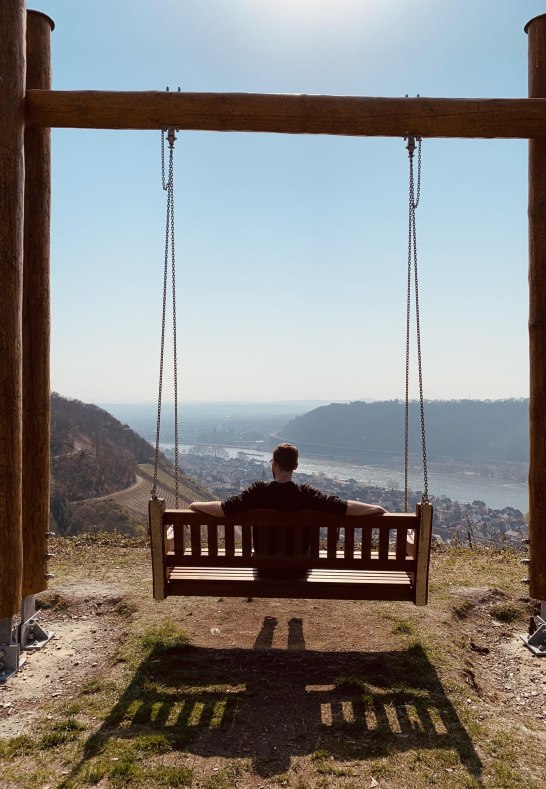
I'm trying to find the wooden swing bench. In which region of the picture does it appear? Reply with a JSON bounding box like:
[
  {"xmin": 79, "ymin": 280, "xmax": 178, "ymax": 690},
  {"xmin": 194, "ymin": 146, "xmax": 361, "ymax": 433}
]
[{"xmin": 149, "ymin": 500, "xmax": 433, "ymax": 606}]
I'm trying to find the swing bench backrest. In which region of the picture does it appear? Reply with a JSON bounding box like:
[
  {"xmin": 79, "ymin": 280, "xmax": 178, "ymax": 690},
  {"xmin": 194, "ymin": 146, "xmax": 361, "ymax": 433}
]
[{"xmin": 149, "ymin": 501, "xmax": 433, "ymax": 606}]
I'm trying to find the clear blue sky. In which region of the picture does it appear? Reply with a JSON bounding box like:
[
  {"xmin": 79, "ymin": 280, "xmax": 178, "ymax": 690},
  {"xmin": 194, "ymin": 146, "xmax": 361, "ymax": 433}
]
[{"xmin": 35, "ymin": 0, "xmax": 544, "ymax": 403}]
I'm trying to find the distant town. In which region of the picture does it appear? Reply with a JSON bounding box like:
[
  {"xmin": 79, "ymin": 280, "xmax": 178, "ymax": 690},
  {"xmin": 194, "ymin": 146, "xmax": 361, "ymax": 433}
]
[{"xmin": 172, "ymin": 446, "xmax": 528, "ymax": 549}]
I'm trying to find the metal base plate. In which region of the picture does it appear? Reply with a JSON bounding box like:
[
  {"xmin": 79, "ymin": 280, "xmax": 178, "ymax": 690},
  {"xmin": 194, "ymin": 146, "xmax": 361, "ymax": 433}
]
[
  {"xmin": 520, "ymin": 616, "xmax": 546, "ymax": 657},
  {"xmin": 21, "ymin": 620, "xmax": 54, "ymax": 651},
  {"xmin": 0, "ymin": 645, "xmax": 26, "ymax": 683}
]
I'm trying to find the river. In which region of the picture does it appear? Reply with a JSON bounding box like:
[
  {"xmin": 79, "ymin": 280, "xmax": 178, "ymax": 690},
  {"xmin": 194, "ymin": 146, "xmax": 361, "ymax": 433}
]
[{"xmin": 160, "ymin": 444, "xmax": 528, "ymax": 513}]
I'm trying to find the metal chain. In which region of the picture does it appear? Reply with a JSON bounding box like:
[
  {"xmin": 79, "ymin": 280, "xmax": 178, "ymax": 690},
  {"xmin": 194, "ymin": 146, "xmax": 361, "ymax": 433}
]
[
  {"xmin": 161, "ymin": 127, "xmax": 167, "ymax": 191},
  {"xmin": 404, "ymin": 136, "xmax": 429, "ymax": 509},
  {"xmin": 152, "ymin": 127, "xmax": 179, "ymax": 506},
  {"xmin": 404, "ymin": 142, "xmax": 413, "ymax": 511},
  {"xmin": 414, "ymin": 138, "xmax": 422, "ymax": 209},
  {"xmin": 169, "ymin": 139, "xmax": 179, "ymax": 506}
]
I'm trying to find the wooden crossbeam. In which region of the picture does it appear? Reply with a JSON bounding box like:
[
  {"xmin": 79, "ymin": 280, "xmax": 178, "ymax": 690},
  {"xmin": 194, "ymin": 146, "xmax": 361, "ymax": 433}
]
[{"xmin": 25, "ymin": 90, "xmax": 546, "ymax": 138}]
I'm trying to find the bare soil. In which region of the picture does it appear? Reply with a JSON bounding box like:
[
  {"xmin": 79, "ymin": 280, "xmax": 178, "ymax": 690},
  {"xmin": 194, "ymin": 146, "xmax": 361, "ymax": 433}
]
[{"xmin": 1, "ymin": 543, "xmax": 545, "ymax": 788}]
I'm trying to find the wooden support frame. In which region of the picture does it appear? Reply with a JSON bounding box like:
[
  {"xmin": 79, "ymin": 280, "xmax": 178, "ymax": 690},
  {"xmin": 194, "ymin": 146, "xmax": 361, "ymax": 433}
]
[
  {"xmin": 1, "ymin": 2, "xmax": 545, "ymax": 608},
  {"xmin": 23, "ymin": 91, "xmax": 546, "ymax": 138},
  {"xmin": 414, "ymin": 503, "xmax": 434, "ymax": 607},
  {"xmin": 22, "ymin": 10, "xmax": 54, "ymax": 598},
  {"xmin": 149, "ymin": 497, "xmax": 167, "ymax": 601},
  {"xmin": 0, "ymin": 0, "xmax": 26, "ymax": 619},
  {"xmin": 526, "ymin": 14, "xmax": 546, "ymax": 600}
]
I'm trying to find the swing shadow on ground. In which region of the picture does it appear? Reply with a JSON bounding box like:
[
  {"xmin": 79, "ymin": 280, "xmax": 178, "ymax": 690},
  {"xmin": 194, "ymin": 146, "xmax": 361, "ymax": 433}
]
[{"xmin": 61, "ymin": 617, "xmax": 483, "ymax": 785}]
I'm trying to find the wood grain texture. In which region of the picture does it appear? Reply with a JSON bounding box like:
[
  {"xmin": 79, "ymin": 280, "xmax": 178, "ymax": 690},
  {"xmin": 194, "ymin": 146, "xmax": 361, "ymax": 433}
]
[
  {"xmin": 149, "ymin": 498, "xmax": 166, "ymax": 601},
  {"xmin": 527, "ymin": 14, "xmax": 546, "ymax": 600},
  {"xmin": 158, "ymin": 508, "xmax": 425, "ymax": 603},
  {"xmin": 166, "ymin": 569, "xmax": 415, "ymax": 602},
  {"xmin": 22, "ymin": 10, "xmax": 53, "ymax": 597},
  {"xmin": 414, "ymin": 503, "xmax": 433, "ymax": 607},
  {"xmin": 0, "ymin": 0, "xmax": 26, "ymax": 618},
  {"xmin": 25, "ymin": 90, "xmax": 546, "ymax": 138}
]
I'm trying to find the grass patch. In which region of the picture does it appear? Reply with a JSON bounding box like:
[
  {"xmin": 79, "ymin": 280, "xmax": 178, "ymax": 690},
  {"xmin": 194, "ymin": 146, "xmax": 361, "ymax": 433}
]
[
  {"xmin": 204, "ymin": 764, "xmax": 243, "ymax": 788},
  {"xmin": 311, "ymin": 749, "xmax": 352, "ymax": 777},
  {"xmin": 58, "ymin": 699, "xmax": 85, "ymax": 716},
  {"xmin": 489, "ymin": 603, "xmax": 525, "ymax": 623},
  {"xmin": 334, "ymin": 675, "xmax": 371, "ymax": 695},
  {"xmin": 391, "ymin": 618, "xmax": 416, "ymax": 635},
  {"xmin": 431, "ymin": 547, "xmax": 524, "ymax": 600},
  {"xmin": 453, "ymin": 600, "xmax": 475, "ymax": 619},
  {"xmin": 80, "ymin": 677, "xmax": 119, "ymax": 696},
  {"xmin": 76, "ymin": 734, "xmax": 194, "ymax": 788},
  {"xmin": 101, "ymin": 761, "xmax": 193, "ymax": 788},
  {"xmin": 60, "ymin": 621, "xmax": 244, "ymax": 785},
  {"xmin": 152, "ymin": 765, "xmax": 195, "ymax": 787},
  {"xmin": 39, "ymin": 717, "xmax": 86, "ymax": 749},
  {"xmin": 139, "ymin": 621, "xmax": 191, "ymax": 655},
  {"xmin": 0, "ymin": 735, "xmax": 35, "ymax": 759}
]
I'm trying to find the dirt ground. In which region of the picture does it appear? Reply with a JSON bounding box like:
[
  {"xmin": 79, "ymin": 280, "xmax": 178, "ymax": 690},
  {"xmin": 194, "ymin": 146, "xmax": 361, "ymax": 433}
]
[{"xmin": 1, "ymin": 547, "xmax": 546, "ymax": 788}]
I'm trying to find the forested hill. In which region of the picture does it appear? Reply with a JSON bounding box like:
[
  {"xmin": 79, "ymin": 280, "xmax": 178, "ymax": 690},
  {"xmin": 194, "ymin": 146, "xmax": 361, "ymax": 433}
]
[
  {"xmin": 51, "ymin": 393, "xmax": 197, "ymax": 501},
  {"xmin": 49, "ymin": 394, "xmax": 210, "ymax": 537},
  {"xmin": 280, "ymin": 399, "xmax": 529, "ymax": 464}
]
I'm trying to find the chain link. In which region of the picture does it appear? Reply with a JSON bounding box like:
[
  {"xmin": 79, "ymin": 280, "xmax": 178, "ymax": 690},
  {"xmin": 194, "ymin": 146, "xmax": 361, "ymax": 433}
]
[
  {"xmin": 169, "ymin": 143, "xmax": 179, "ymax": 505},
  {"xmin": 152, "ymin": 126, "xmax": 179, "ymax": 506},
  {"xmin": 404, "ymin": 136, "xmax": 429, "ymax": 509}
]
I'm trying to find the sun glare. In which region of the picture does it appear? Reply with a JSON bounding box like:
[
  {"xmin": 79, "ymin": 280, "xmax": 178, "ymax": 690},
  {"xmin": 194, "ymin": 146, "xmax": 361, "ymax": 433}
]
[{"xmin": 260, "ymin": 0, "xmax": 374, "ymax": 24}]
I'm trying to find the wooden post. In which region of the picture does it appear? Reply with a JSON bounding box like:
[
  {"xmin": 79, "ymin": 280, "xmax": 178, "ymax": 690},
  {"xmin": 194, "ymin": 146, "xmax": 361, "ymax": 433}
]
[
  {"xmin": 149, "ymin": 498, "xmax": 167, "ymax": 600},
  {"xmin": 0, "ymin": 0, "xmax": 26, "ymax": 618},
  {"xmin": 22, "ymin": 10, "xmax": 54, "ymax": 597},
  {"xmin": 526, "ymin": 14, "xmax": 546, "ymax": 601},
  {"xmin": 414, "ymin": 503, "xmax": 433, "ymax": 607}
]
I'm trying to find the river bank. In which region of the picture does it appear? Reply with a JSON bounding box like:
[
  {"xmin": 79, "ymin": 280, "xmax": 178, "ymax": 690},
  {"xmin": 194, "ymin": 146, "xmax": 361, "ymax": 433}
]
[{"xmin": 162, "ymin": 443, "xmax": 529, "ymax": 513}]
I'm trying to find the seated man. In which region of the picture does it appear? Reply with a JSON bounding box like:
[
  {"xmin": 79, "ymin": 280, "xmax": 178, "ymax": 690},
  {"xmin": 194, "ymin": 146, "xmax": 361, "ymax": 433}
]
[{"xmin": 189, "ymin": 443, "xmax": 386, "ymax": 560}]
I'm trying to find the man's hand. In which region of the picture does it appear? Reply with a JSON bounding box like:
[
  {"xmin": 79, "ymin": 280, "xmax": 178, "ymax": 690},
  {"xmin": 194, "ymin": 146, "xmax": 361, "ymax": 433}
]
[
  {"xmin": 189, "ymin": 501, "xmax": 224, "ymax": 516},
  {"xmin": 346, "ymin": 501, "xmax": 387, "ymax": 516}
]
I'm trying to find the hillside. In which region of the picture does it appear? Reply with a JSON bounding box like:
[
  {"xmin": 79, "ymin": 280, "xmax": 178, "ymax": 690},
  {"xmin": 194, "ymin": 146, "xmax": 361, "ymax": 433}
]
[
  {"xmin": 50, "ymin": 394, "xmax": 210, "ymax": 536},
  {"xmin": 1, "ymin": 540, "xmax": 545, "ymax": 788},
  {"xmin": 280, "ymin": 399, "xmax": 529, "ymax": 470}
]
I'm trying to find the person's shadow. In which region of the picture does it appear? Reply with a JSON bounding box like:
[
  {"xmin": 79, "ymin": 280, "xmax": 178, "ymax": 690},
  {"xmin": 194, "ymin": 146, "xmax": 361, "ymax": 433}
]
[
  {"xmin": 252, "ymin": 616, "xmax": 305, "ymax": 651},
  {"xmin": 60, "ymin": 618, "xmax": 483, "ymax": 784}
]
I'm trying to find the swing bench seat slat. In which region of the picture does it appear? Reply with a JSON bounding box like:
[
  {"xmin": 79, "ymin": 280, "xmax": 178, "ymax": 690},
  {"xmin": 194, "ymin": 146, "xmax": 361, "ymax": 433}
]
[
  {"xmin": 166, "ymin": 567, "xmax": 416, "ymax": 601},
  {"xmin": 149, "ymin": 502, "xmax": 433, "ymax": 606}
]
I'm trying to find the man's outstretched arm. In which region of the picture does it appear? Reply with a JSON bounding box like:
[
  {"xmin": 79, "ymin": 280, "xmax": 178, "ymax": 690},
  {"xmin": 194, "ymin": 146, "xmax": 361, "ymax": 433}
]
[
  {"xmin": 189, "ymin": 501, "xmax": 225, "ymax": 516},
  {"xmin": 345, "ymin": 500, "xmax": 387, "ymax": 516}
]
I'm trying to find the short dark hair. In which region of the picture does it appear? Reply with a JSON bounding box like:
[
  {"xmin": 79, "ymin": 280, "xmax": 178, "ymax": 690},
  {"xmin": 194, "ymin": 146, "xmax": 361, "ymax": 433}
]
[{"xmin": 272, "ymin": 443, "xmax": 298, "ymax": 472}]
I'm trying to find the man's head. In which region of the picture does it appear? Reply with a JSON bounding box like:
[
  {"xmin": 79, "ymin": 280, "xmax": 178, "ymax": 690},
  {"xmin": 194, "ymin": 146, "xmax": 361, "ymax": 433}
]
[{"xmin": 272, "ymin": 443, "xmax": 299, "ymax": 473}]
